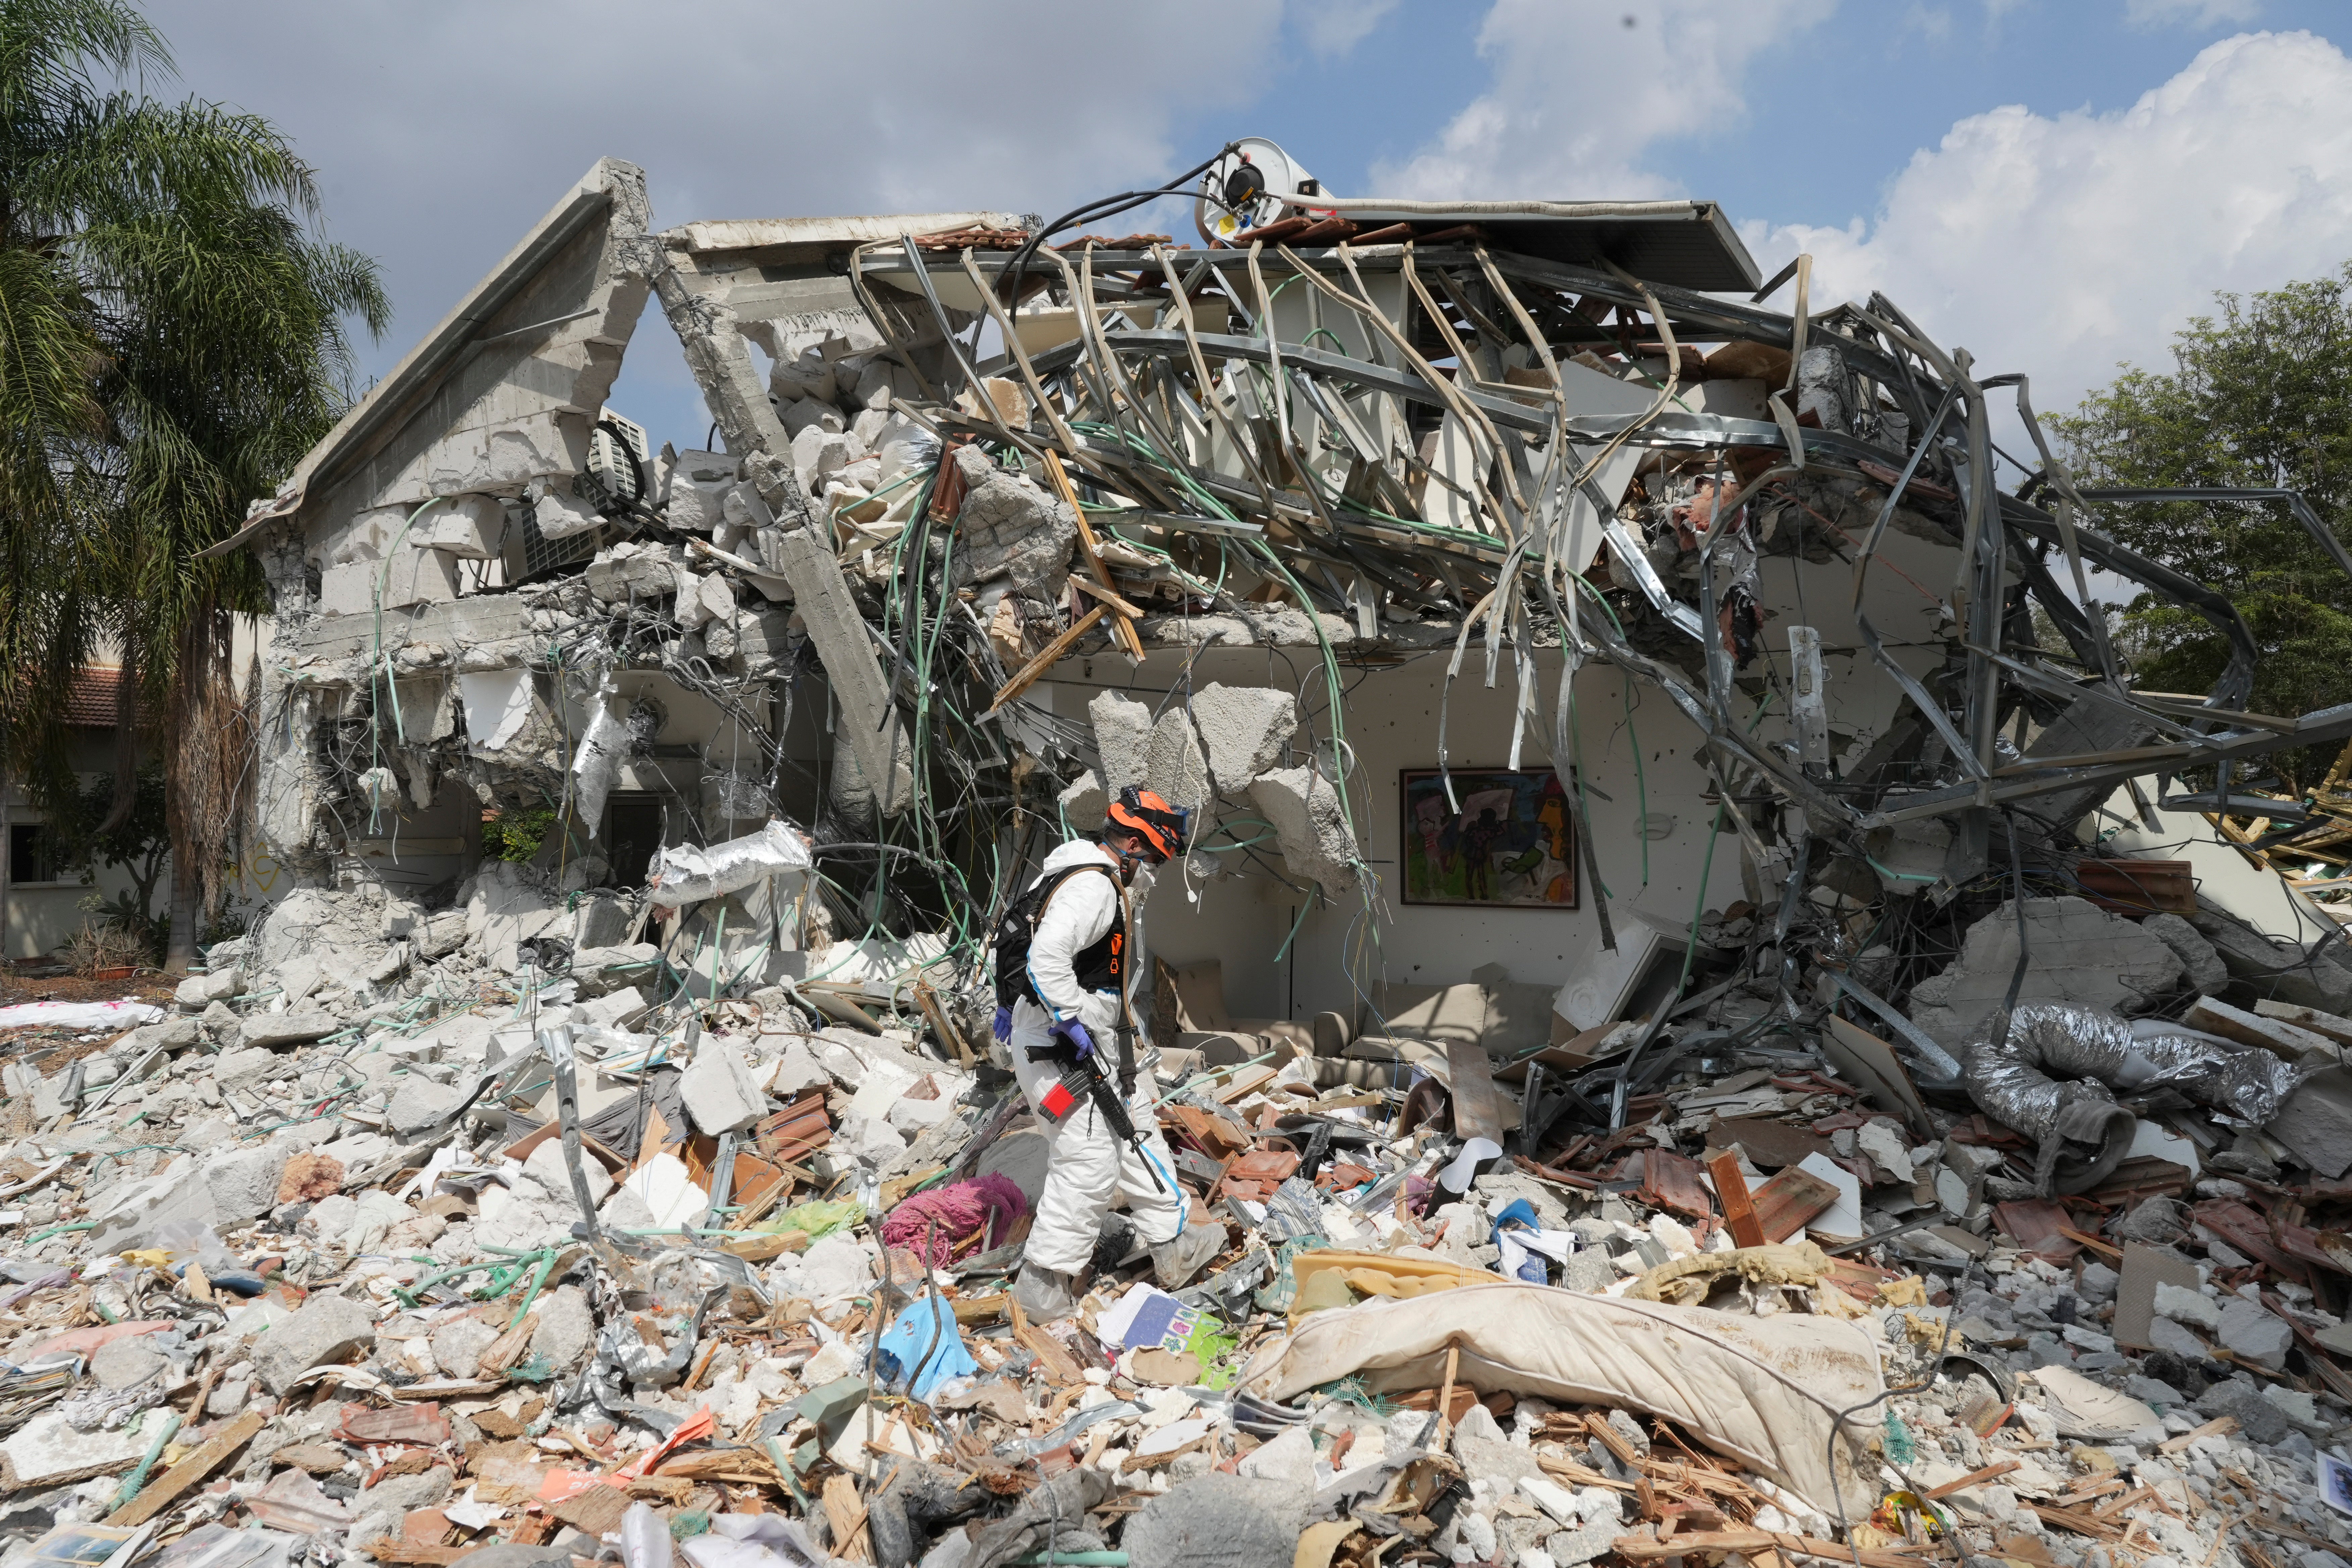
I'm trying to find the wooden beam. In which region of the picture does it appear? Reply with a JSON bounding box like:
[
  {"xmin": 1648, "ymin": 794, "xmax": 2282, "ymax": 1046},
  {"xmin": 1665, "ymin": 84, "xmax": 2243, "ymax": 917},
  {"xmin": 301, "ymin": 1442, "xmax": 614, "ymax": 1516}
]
[
  {"xmin": 106, "ymin": 1410, "xmax": 264, "ymax": 1526},
  {"xmin": 1046, "ymin": 450, "xmax": 1147, "ymax": 660},
  {"xmin": 987, "ymin": 604, "xmax": 1106, "ymax": 715},
  {"xmin": 1068, "ymin": 573, "xmax": 1147, "ymax": 621},
  {"xmin": 1923, "ymin": 1460, "xmax": 2018, "ymax": 1500}
]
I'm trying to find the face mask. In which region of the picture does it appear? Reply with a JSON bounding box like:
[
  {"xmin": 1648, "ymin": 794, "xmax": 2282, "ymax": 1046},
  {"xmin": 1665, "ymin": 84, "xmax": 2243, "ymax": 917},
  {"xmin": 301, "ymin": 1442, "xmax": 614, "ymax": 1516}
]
[{"xmin": 1127, "ymin": 860, "xmax": 1159, "ymax": 896}]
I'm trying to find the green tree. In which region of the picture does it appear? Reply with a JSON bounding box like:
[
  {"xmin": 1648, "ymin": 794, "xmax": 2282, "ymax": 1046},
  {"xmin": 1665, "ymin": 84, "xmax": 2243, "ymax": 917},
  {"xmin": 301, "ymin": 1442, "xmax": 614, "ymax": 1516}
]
[
  {"xmin": 0, "ymin": 0, "xmax": 388, "ymax": 966},
  {"xmin": 52, "ymin": 761, "xmax": 168, "ymax": 953},
  {"xmin": 2052, "ymin": 266, "xmax": 2352, "ymax": 793}
]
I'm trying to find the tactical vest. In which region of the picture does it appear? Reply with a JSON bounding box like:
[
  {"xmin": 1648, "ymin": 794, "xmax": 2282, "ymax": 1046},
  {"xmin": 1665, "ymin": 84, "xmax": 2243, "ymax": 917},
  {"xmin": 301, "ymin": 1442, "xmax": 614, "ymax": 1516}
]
[{"xmin": 992, "ymin": 861, "xmax": 1126, "ymax": 1009}]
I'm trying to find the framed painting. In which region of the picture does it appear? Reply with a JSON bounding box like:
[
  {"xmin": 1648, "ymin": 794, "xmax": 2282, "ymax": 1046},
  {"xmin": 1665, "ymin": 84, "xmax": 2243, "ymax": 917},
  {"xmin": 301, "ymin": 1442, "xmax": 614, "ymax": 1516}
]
[{"xmin": 1399, "ymin": 767, "xmax": 1577, "ymax": 909}]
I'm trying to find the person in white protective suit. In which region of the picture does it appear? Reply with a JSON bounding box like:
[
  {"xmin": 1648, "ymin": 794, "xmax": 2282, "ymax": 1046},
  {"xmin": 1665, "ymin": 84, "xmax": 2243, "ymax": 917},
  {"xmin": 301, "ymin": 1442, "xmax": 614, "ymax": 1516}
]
[{"xmin": 993, "ymin": 785, "xmax": 1226, "ymax": 1321}]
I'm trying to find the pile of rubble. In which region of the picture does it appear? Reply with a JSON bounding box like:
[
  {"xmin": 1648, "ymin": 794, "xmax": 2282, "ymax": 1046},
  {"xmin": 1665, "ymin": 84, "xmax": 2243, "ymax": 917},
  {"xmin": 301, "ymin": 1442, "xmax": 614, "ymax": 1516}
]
[{"xmin": 0, "ymin": 842, "xmax": 2344, "ymax": 1568}]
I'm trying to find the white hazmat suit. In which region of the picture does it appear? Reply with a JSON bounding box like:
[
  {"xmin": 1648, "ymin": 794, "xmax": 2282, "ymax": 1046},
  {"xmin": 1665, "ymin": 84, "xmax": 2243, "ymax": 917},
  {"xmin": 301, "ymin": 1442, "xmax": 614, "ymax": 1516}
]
[{"xmin": 1007, "ymin": 837, "xmax": 1190, "ymax": 1277}]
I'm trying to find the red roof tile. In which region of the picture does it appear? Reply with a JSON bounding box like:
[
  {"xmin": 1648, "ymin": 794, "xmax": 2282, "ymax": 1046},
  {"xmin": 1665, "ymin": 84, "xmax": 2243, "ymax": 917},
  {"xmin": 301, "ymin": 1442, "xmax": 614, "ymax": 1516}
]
[{"xmin": 63, "ymin": 667, "xmax": 127, "ymax": 729}]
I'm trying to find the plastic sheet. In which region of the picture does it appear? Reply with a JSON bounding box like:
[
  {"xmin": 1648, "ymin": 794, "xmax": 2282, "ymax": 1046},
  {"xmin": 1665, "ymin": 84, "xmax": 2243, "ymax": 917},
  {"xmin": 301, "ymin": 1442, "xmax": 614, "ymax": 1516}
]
[
  {"xmin": 1961, "ymin": 1001, "xmax": 2311, "ymax": 1194},
  {"xmin": 871, "ymin": 1295, "xmax": 976, "ymax": 1402},
  {"xmin": 621, "ymin": 1502, "xmax": 674, "ymax": 1568},
  {"xmin": 647, "ymin": 820, "xmax": 813, "ymax": 908},
  {"xmin": 0, "ymin": 1001, "xmax": 164, "ymax": 1031}
]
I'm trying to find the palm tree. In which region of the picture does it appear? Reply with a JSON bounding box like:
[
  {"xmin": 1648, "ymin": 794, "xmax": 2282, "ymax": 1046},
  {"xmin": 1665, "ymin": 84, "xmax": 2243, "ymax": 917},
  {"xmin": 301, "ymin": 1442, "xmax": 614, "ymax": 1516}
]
[{"xmin": 0, "ymin": 0, "xmax": 388, "ymax": 969}]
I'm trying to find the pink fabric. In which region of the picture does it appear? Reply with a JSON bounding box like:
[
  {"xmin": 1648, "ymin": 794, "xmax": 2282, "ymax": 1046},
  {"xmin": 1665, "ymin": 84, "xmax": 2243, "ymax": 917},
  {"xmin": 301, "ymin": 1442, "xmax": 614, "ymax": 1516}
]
[{"xmin": 880, "ymin": 1174, "xmax": 1029, "ymax": 1266}]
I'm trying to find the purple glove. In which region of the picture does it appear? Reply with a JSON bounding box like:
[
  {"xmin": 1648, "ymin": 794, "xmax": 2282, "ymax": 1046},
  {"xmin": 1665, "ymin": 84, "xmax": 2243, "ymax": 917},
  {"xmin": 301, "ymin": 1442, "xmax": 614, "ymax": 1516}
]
[
  {"xmin": 1050, "ymin": 1017, "xmax": 1095, "ymax": 1060},
  {"xmin": 992, "ymin": 1006, "xmax": 1012, "ymax": 1043}
]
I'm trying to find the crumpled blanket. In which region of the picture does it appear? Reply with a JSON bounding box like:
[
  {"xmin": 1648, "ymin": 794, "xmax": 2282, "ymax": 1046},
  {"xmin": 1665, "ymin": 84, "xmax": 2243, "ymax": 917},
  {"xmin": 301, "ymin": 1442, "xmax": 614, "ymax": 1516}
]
[{"xmin": 880, "ymin": 1173, "xmax": 1028, "ymax": 1266}]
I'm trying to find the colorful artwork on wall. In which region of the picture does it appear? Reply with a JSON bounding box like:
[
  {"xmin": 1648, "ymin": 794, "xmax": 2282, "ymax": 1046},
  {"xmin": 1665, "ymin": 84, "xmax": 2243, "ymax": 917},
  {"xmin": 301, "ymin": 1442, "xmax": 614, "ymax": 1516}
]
[{"xmin": 1399, "ymin": 767, "xmax": 1578, "ymax": 908}]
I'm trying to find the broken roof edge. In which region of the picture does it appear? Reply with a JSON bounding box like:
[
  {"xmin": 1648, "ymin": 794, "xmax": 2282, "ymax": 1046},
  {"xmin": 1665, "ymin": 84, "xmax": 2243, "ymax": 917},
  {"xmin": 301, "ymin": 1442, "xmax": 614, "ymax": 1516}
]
[
  {"xmin": 1259, "ymin": 192, "xmax": 1762, "ymax": 291},
  {"xmin": 668, "ymin": 212, "xmax": 1029, "ymax": 256},
  {"xmin": 217, "ymin": 157, "xmax": 647, "ymax": 557}
]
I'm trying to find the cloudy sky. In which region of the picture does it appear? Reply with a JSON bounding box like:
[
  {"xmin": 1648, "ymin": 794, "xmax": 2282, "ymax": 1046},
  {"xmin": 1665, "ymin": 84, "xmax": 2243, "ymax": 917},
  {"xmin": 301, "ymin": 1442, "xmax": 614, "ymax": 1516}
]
[{"xmin": 135, "ymin": 0, "xmax": 2352, "ymax": 453}]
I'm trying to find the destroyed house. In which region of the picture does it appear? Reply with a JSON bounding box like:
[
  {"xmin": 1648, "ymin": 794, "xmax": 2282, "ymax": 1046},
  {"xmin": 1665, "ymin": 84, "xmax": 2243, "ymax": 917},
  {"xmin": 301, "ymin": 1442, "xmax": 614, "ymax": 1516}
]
[{"xmin": 222, "ymin": 151, "xmax": 2352, "ymax": 1166}]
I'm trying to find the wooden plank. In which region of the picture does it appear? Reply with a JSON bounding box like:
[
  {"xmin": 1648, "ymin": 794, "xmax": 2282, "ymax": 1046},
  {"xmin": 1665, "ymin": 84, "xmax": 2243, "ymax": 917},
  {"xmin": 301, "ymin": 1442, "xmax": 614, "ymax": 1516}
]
[
  {"xmin": 1612, "ymin": 1529, "xmax": 1938, "ymax": 1568},
  {"xmin": 1211, "ymin": 1065, "xmax": 1278, "ymax": 1105},
  {"xmin": 1044, "ymin": 450, "xmax": 1146, "ymax": 660},
  {"xmin": 1008, "ymin": 1297, "xmax": 1085, "ymax": 1385},
  {"xmin": 360, "ymin": 1547, "xmax": 469, "ymax": 1566},
  {"xmin": 2256, "ymin": 998, "xmax": 2352, "ymax": 1046},
  {"xmin": 721, "ymin": 1231, "xmax": 810, "ymax": 1263},
  {"xmin": 987, "ymin": 605, "xmax": 1106, "ymax": 715},
  {"xmin": 1068, "ymin": 574, "xmax": 1148, "ymax": 621},
  {"xmin": 2185, "ymin": 996, "xmax": 2334, "ymax": 1061},
  {"xmin": 1924, "ymin": 1460, "xmax": 2019, "ymax": 1500},
  {"xmin": 822, "ymin": 1473, "xmax": 871, "ymax": 1564},
  {"xmin": 105, "ymin": 1410, "xmax": 265, "ymax": 1526},
  {"xmin": 1749, "ymin": 1168, "xmax": 1837, "ymax": 1243},
  {"xmin": 1447, "ymin": 1040, "xmax": 1507, "ymax": 1145},
  {"xmin": 914, "ymin": 981, "xmax": 972, "ymax": 1066},
  {"xmin": 2057, "ymin": 1225, "xmax": 2123, "ymax": 1265},
  {"xmin": 1708, "ymin": 1152, "xmax": 1766, "ymax": 1249}
]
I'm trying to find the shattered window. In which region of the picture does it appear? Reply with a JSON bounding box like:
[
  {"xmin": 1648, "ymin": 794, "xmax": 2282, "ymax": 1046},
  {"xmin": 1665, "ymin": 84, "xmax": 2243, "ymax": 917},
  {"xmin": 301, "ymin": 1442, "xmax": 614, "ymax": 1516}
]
[{"xmin": 7, "ymin": 823, "xmax": 66, "ymax": 884}]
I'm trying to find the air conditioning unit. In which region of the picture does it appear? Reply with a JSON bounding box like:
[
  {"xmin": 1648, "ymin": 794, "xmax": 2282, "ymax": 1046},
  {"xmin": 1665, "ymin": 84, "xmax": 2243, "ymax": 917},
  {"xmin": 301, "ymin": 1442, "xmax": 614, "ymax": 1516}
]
[{"xmin": 588, "ymin": 409, "xmax": 648, "ymax": 487}]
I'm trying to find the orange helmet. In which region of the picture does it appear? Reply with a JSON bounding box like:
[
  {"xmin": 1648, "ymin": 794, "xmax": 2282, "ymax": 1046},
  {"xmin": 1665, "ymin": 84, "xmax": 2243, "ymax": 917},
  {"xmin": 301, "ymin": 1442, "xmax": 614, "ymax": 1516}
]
[{"xmin": 1105, "ymin": 785, "xmax": 1188, "ymax": 862}]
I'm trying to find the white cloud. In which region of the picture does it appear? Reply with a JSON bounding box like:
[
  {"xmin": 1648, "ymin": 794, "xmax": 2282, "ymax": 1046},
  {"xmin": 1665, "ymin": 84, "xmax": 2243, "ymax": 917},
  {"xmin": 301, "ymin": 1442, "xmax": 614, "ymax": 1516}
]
[
  {"xmin": 1296, "ymin": 0, "xmax": 1400, "ymax": 57},
  {"xmin": 1747, "ymin": 31, "xmax": 2352, "ymax": 426},
  {"xmin": 131, "ymin": 0, "xmax": 1279, "ymax": 433},
  {"xmin": 2125, "ymin": 0, "xmax": 2262, "ymax": 28},
  {"xmin": 1370, "ymin": 0, "xmax": 1838, "ymax": 198}
]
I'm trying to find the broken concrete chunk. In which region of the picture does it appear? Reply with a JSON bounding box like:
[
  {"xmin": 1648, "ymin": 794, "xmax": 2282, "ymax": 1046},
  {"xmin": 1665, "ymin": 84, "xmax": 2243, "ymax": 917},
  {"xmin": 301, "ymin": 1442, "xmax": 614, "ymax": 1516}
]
[
  {"xmin": 586, "ymin": 541, "xmax": 689, "ymax": 603},
  {"xmin": 0, "ymin": 1409, "xmax": 151, "ymax": 1487},
  {"xmin": 2215, "ymin": 1296, "xmax": 2292, "ymax": 1370},
  {"xmin": 530, "ymin": 1283, "xmax": 595, "ymax": 1372},
  {"xmin": 948, "ymin": 445, "xmax": 1074, "ymax": 610},
  {"xmin": 174, "ymin": 968, "xmax": 244, "ymax": 1010},
  {"xmin": 90, "ymin": 1336, "xmax": 167, "ymax": 1389},
  {"xmin": 2142, "ymin": 913, "xmax": 2230, "ymax": 996},
  {"xmin": 1058, "ymin": 768, "xmax": 1108, "ymax": 832},
  {"xmin": 680, "ymin": 1040, "xmax": 768, "ymax": 1134},
  {"xmin": 1088, "ymin": 692, "xmax": 1153, "ymax": 793},
  {"xmin": 431, "ymin": 1315, "xmax": 501, "ymax": 1380},
  {"xmin": 253, "ymin": 1293, "xmax": 377, "ymax": 1394},
  {"xmin": 533, "ymin": 487, "xmax": 601, "ymax": 541},
  {"xmin": 1248, "ymin": 765, "xmax": 1360, "ymax": 901},
  {"xmin": 205, "ymin": 1144, "xmax": 293, "ymax": 1222},
  {"xmin": 523, "ymin": 1137, "xmax": 614, "ymax": 1206},
  {"xmin": 87, "ymin": 1158, "xmax": 219, "ymax": 1252},
  {"xmin": 2267, "ymin": 1066, "xmax": 2352, "ymax": 1178},
  {"xmin": 214, "ymin": 1047, "xmax": 281, "ymax": 1088},
  {"xmin": 1144, "ymin": 707, "xmax": 1210, "ymax": 812},
  {"xmin": 386, "ymin": 1077, "xmax": 466, "ymax": 1137},
  {"xmin": 1189, "ymin": 683, "xmax": 1297, "ymax": 794},
  {"xmin": 318, "ymin": 549, "xmax": 456, "ymax": 616},
  {"xmin": 421, "ymin": 493, "xmax": 505, "ymax": 558},
  {"xmin": 2184, "ymin": 994, "xmax": 2337, "ymax": 1060},
  {"xmin": 242, "ymin": 1013, "xmax": 339, "ymax": 1048},
  {"xmin": 1906, "ymin": 897, "xmax": 2185, "ymax": 1051},
  {"xmin": 2152, "ymin": 1282, "xmax": 2220, "ymax": 1330}
]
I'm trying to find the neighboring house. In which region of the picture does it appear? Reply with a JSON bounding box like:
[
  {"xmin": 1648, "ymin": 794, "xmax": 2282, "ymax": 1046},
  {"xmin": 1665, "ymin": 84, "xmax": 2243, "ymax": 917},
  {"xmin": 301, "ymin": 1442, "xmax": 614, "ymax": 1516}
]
[{"xmin": 1, "ymin": 668, "xmax": 173, "ymax": 964}]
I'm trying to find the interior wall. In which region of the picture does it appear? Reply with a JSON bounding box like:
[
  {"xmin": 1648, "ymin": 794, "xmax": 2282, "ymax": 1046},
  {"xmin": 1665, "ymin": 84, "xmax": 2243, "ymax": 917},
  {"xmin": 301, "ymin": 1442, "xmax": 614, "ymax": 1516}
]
[{"xmin": 1041, "ymin": 643, "xmax": 1747, "ymax": 1032}]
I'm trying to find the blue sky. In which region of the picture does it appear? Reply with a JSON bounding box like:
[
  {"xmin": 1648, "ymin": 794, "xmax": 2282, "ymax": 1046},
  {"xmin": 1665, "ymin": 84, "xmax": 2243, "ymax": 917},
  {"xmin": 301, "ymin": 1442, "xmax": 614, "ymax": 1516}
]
[{"xmin": 139, "ymin": 0, "xmax": 2352, "ymax": 454}]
